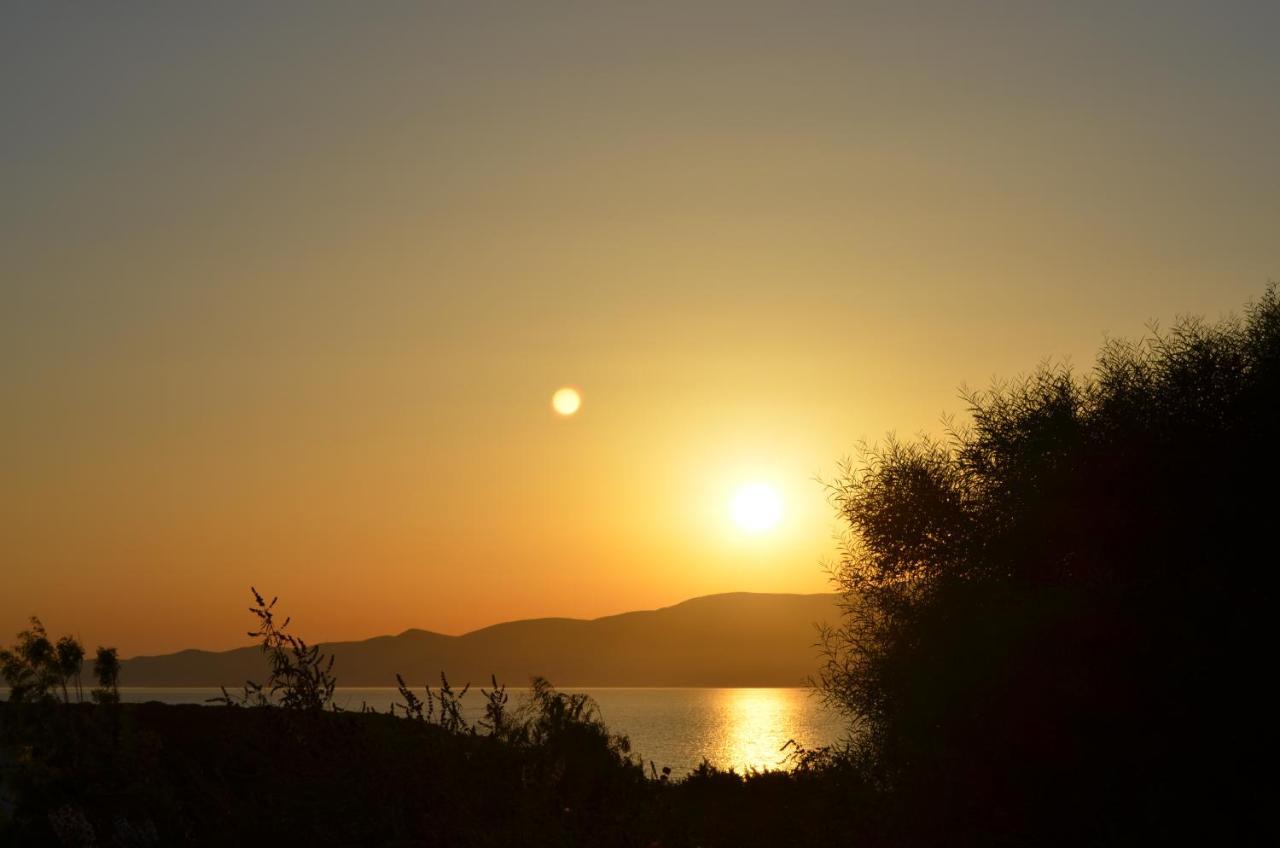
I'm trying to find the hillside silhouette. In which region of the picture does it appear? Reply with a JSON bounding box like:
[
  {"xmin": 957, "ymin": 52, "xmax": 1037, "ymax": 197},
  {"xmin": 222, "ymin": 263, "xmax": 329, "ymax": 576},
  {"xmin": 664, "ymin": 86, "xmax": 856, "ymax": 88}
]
[{"xmin": 120, "ymin": 592, "xmax": 839, "ymax": 687}]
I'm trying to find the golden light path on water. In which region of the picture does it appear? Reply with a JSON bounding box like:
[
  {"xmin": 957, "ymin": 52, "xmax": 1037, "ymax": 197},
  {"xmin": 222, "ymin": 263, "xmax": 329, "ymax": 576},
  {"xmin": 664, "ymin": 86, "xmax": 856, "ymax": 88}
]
[
  {"xmin": 712, "ymin": 688, "xmax": 808, "ymax": 772},
  {"xmin": 568, "ymin": 688, "xmax": 846, "ymax": 774}
]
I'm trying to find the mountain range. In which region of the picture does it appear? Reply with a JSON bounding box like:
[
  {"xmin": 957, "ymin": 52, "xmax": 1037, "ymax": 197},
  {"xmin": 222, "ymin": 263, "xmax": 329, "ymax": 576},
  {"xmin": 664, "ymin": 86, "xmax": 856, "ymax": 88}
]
[{"xmin": 120, "ymin": 592, "xmax": 842, "ymax": 688}]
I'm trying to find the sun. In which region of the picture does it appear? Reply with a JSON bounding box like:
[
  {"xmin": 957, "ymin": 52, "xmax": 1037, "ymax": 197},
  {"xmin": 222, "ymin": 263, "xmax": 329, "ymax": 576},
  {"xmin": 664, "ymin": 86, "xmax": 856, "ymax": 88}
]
[
  {"xmin": 731, "ymin": 483, "xmax": 782, "ymax": 533},
  {"xmin": 551, "ymin": 387, "xmax": 582, "ymax": 416}
]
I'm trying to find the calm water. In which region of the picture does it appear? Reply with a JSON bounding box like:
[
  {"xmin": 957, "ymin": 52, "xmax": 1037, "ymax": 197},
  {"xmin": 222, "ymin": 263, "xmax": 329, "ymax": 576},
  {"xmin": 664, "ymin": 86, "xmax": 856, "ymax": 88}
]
[{"xmin": 105, "ymin": 687, "xmax": 845, "ymax": 774}]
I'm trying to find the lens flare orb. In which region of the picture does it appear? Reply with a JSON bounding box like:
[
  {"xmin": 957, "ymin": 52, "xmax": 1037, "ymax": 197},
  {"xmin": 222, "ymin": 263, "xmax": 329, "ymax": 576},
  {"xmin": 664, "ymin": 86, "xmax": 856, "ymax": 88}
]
[{"xmin": 551, "ymin": 387, "xmax": 582, "ymax": 416}]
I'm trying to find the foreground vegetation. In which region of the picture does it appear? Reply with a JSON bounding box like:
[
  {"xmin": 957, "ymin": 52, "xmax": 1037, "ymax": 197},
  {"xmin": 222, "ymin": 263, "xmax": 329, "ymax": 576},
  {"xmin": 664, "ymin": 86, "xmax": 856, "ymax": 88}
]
[
  {"xmin": 4, "ymin": 287, "xmax": 1275, "ymax": 845},
  {"xmin": 1, "ymin": 593, "xmax": 859, "ymax": 846},
  {"xmin": 0, "ymin": 678, "xmax": 859, "ymax": 846},
  {"xmin": 816, "ymin": 286, "xmax": 1277, "ymax": 843}
]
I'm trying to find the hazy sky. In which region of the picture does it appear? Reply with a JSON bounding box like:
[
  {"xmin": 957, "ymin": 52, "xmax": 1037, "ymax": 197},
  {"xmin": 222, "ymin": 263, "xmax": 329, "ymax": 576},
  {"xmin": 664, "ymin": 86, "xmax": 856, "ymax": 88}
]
[{"xmin": 4, "ymin": 2, "xmax": 1277, "ymax": 655}]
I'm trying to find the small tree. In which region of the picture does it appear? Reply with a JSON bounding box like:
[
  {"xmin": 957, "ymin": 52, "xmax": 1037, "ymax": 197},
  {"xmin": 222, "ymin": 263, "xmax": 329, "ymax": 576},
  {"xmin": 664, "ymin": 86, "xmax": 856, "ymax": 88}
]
[
  {"xmin": 1, "ymin": 617, "xmax": 84, "ymax": 703},
  {"xmin": 91, "ymin": 646, "xmax": 121, "ymax": 704},
  {"xmin": 55, "ymin": 636, "xmax": 85, "ymax": 703}
]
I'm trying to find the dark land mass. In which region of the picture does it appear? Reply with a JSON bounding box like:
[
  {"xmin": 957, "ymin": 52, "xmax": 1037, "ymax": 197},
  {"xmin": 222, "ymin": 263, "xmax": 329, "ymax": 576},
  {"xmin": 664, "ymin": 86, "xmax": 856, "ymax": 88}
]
[
  {"xmin": 0, "ymin": 697, "xmax": 862, "ymax": 847},
  {"xmin": 120, "ymin": 592, "xmax": 840, "ymax": 688}
]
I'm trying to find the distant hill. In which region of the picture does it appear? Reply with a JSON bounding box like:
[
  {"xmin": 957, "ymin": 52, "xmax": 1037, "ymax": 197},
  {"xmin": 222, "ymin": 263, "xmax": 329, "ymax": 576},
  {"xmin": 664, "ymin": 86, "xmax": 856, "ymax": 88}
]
[{"xmin": 120, "ymin": 592, "xmax": 842, "ymax": 688}]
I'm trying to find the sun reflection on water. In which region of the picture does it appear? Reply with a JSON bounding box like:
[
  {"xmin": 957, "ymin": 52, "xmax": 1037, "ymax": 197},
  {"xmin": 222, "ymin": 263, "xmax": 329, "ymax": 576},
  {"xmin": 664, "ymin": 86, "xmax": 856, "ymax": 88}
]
[{"xmin": 709, "ymin": 688, "xmax": 812, "ymax": 773}]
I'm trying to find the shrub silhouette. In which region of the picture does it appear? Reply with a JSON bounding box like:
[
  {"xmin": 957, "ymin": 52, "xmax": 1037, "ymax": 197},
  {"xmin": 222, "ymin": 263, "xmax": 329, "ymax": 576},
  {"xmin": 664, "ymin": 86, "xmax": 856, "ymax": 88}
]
[
  {"xmin": 819, "ymin": 286, "xmax": 1279, "ymax": 843},
  {"xmin": 391, "ymin": 670, "xmax": 473, "ymax": 732},
  {"xmin": 209, "ymin": 587, "xmax": 337, "ymax": 711}
]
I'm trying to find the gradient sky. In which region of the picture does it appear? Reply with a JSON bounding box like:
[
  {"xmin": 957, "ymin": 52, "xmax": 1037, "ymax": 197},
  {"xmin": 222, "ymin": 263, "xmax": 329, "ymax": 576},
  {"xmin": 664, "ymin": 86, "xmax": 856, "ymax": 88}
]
[{"xmin": 4, "ymin": 1, "xmax": 1277, "ymax": 656}]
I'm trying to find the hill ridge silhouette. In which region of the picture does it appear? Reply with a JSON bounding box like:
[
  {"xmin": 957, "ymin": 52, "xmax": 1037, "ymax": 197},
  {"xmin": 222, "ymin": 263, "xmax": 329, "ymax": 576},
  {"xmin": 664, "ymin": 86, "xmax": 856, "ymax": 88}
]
[{"xmin": 121, "ymin": 591, "xmax": 840, "ymax": 688}]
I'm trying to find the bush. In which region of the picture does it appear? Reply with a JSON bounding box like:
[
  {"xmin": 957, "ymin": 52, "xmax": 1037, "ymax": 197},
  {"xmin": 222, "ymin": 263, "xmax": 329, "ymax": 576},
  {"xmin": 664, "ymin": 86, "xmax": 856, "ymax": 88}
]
[
  {"xmin": 820, "ymin": 286, "xmax": 1279, "ymax": 843},
  {"xmin": 209, "ymin": 588, "xmax": 337, "ymax": 711}
]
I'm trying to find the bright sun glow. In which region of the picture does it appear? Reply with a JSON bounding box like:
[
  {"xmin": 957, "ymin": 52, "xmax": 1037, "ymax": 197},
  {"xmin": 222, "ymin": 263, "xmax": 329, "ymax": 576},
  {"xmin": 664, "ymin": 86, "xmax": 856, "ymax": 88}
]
[
  {"xmin": 731, "ymin": 483, "xmax": 782, "ymax": 532},
  {"xmin": 551, "ymin": 387, "xmax": 582, "ymax": 416}
]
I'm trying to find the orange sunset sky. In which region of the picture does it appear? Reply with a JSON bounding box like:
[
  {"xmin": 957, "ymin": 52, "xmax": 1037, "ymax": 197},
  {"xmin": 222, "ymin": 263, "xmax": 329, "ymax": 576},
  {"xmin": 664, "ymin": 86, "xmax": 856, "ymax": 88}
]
[{"xmin": 3, "ymin": 2, "xmax": 1277, "ymax": 655}]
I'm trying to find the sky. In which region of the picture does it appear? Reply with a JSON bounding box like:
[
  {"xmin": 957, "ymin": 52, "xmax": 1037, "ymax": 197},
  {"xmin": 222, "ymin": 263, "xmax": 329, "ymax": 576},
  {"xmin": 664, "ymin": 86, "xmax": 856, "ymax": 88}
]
[{"xmin": 3, "ymin": 1, "xmax": 1278, "ymax": 656}]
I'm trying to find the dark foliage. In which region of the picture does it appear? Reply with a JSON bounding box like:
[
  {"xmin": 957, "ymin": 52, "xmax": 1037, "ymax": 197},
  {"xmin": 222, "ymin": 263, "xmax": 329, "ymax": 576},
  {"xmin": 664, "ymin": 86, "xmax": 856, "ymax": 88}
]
[
  {"xmin": 208, "ymin": 588, "xmax": 338, "ymax": 711},
  {"xmin": 2, "ymin": 592, "xmax": 861, "ymax": 847},
  {"xmin": 820, "ymin": 286, "xmax": 1279, "ymax": 844},
  {"xmin": 90, "ymin": 648, "xmax": 120, "ymax": 706},
  {"xmin": 1, "ymin": 620, "xmax": 93, "ymax": 706},
  {"xmin": 0, "ymin": 698, "xmax": 872, "ymax": 847}
]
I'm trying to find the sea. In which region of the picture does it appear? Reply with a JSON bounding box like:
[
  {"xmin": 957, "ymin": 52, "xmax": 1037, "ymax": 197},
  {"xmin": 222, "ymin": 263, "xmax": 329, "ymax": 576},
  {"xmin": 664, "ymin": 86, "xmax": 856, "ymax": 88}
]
[{"xmin": 101, "ymin": 687, "xmax": 847, "ymax": 775}]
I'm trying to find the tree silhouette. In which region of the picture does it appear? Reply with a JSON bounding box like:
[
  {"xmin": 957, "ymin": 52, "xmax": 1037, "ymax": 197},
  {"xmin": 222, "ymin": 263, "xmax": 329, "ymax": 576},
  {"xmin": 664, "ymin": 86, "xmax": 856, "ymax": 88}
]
[
  {"xmin": 55, "ymin": 636, "xmax": 84, "ymax": 703},
  {"xmin": 91, "ymin": 646, "xmax": 121, "ymax": 704},
  {"xmin": 1, "ymin": 618, "xmax": 84, "ymax": 704},
  {"xmin": 820, "ymin": 286, "xmax": 1279, "ymax": 843}
]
